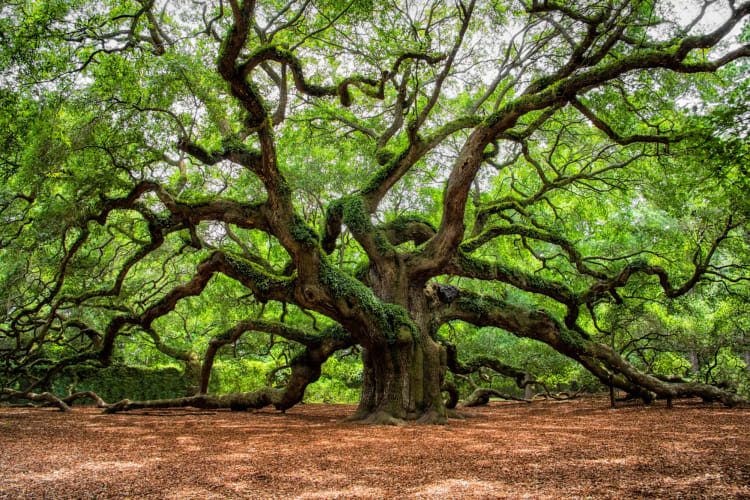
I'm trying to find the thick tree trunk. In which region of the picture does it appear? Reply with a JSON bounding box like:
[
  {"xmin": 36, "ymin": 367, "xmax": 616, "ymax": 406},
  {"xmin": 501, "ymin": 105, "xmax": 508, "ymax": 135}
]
[
  {"xmin": 348, "ymin": 277, "xmax": 448, "ymax": 424},
  {"xmin": 350, "ymin": 334, "xmax": 447, "ymax": 424}
]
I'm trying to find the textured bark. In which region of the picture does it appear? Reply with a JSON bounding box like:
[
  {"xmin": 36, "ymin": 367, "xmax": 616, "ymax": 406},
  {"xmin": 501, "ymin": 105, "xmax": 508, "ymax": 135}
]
[
  {"xmin": 105, "ymin": 389, "xmax": 287, "ymax": 414},
  {"xmin": 459, "ymin": 388, "xmax": 529, "ymax": 407},
  {"xmin": 350, "ymin": 337, "xmax": 447, "ymax": 424},
  {"xmin": 689, "ymin": 350, "xmax": 700, "ymax": 374},
  {"xmin": 348, "ymin": 275, "xmax": 448, "ymax": 424},
  {"xmin": 1, "ymin": 388, "xmax": 71, "ymax": 412},
  {"xmin": 442, "ymin": 380, "xmax": 460, "ymax": 409}
]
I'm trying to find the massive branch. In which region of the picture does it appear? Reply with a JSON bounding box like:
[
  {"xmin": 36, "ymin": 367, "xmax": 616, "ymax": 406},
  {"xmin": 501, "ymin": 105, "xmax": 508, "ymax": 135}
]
[
  {"xmin": 412, "ymin": 4, "xmax": 750, "ymax": 279},
  {"xmin": 106, "ymin": 324, "xmax": 352, "ymax": 414},
  {"xmin": 440, "ymin": 288, "xmax": 746, "ymax": 407}
]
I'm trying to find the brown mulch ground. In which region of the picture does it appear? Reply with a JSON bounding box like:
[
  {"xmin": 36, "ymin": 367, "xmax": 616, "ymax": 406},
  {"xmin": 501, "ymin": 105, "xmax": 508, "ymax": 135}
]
[{"xmin": 1, "ymin": 396, "xmax": 749, "ymax": 499}]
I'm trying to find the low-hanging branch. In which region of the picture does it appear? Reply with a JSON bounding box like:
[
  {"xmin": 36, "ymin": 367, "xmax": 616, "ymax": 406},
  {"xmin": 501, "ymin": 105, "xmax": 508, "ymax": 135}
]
[
  {"xmin": 439, "ymin": 287, "xmax": 747, "ymax": 407},
  {"xmin": 443, "ymin": 341, "xmax": 528, "ymax": 387},
  {"xmin": 200, "ymin": 320, "xmax": 352, "ymax": 394},
  {"xmin": 105, "ymin": 325, "xmax": 352, "ymax": 414},
  {"xmin": 459, "ymin": 388, "xmax": 529, "ymax": 407},
  {"xmin": 1, "ymin": 388, "xmax": 71, "ymax": 412},
  {"xmin": 0, "ymin": 388, "xmax": 108, "ymax": 411}
]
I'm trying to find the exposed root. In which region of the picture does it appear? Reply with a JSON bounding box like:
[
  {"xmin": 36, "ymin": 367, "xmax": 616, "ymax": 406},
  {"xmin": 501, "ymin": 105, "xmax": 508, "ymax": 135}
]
[
  {"xmin": 346, "ymin": 408, "xmax": 450, "ymax": 425},
  {"xmin": 446, "ymin": 409, "xmax": 468, "ymax": 419},
  {"xmin": 359, "ymin": 411, "xmax": 407, "ymax": 426},
  {"xmin": 342, "ymin": 406, "xmax": 374, "ymax": 423},
  {"xmin": 416, "ymin": 409, "xmax": 448, "ymax": 425}
]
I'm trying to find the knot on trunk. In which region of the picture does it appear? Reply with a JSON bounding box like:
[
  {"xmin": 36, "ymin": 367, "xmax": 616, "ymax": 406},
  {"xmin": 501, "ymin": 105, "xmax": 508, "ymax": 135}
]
[{"xmin": 437, "ymin": 285, "xmax": 459, "ymax": 304}]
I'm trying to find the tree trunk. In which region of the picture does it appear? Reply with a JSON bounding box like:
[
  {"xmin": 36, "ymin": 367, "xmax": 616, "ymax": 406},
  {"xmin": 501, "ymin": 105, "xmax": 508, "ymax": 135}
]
[
  {"xmin": 744, "ymin": 350, "xmax": 750, "ymax": 374},
  {"xmin": 351, "ymin": 333, "xmax": 447, "ymax": 424},
  {"xmin": 184, "ymin": 354, "xmax": 202, "ymax": 396},
  {"xmin": 524, "ymin": 372, "xmax": 532, "ymax": 400},
  {"xmin": 689, "ymin": 350, "xmax": 700, "ymax": 374},
  {"xmin": 348, "ymin": 277, "xmax": 448, "ymax": 424}
]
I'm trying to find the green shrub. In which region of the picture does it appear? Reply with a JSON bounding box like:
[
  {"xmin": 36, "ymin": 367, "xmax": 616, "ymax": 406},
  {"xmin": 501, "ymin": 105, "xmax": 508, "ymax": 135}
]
[
  {"xmin": 50, "ymin": 364, "xmax": 191, "ymax": 403},
  {"xmin": 207, "ymin": 358, "xmax": 273, "ymax": 394}
]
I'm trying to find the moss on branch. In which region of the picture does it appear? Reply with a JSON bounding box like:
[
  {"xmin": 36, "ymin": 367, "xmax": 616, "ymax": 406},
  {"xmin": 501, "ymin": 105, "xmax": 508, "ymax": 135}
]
[
  {"xmin": 318, "ymin": 260, "xmax": 414, "ymax": 344},
  {"xmin": 220, "ymin": 251, "xmax": 295, "ymax": 302},
  {"xmin": 455, "ymin": 252, "xmax": 578, "ymax": 306},
  {"xmin": 442, "ymin": 287, "xmax": 746, "ymax": 407},
  {"xmin": 289, "ymin": 215, "xmax": 319, "ymax": 247}
]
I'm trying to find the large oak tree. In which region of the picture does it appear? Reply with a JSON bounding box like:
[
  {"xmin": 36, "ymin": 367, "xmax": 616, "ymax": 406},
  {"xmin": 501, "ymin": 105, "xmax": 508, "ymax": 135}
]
[{"xmin": 2, "ymin": 0, "xmax": 749, "ymax": 423}]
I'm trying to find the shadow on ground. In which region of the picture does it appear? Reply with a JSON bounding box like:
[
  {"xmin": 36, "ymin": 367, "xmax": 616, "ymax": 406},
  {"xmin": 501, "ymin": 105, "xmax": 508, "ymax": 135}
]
[{"xmin": 1, "ymin": 396, "xmax": 748, "ymax": 499}]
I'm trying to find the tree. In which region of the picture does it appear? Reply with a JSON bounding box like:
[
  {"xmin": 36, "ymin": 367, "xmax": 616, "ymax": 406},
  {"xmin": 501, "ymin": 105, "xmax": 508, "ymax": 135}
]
[{"xmin": 1, "ymin": 0, "xmax": 749, "ymax": 423}]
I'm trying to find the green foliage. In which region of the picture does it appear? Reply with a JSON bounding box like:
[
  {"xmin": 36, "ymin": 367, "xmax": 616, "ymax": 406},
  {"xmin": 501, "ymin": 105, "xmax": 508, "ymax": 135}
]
[
  {"xmin": 289, "ymin": 215, "xmax": 320, "ymax": 247},
  {"xmin": 443, "ymin": 324, "xmax": 594, "ymax": 399},
  {"xmin": 304, "ymin": 355, "xmax": 362, "ymax": 403},
  {"xmin": 650, "ymin": 352, "xmax": 691, "ymax": 378},
  {"xmin": 340, "ymin": 195, "xmax": 370, "ymax": 235},
  {"xmin": 207, "ymin": 359, "xmax": 273, "ymax": 395},
  {"xmin": 47, "ymin": 365, "xmax": 191, "ymax": 403}
]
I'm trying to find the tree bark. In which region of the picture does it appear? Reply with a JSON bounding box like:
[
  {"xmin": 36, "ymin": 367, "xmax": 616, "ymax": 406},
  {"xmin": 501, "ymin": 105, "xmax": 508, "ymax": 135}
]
[
  {"xmin": 689, "ymin": 350, "xmax": 700, "ymax": 374},
  {"xmin": 442, "ymin": 380, "xmax": 460, "ymax": 409},
  {"xmin": 62, "ymin": 391, "xmax": 110, "ymax": 408},
  {"xmin": 348, "ymin": 277, "xmax": 448, "ymax": 424},
  {"xmin": 1, "ymin": 388, "xmax": 71, "ymax": 412},
  {"xmin": 349, "ymin": 336, "xmax": 447, "ymax": 424},
  {"xmin": 459, "ymin": 388, "xmax": 528, "ymax": 407}
]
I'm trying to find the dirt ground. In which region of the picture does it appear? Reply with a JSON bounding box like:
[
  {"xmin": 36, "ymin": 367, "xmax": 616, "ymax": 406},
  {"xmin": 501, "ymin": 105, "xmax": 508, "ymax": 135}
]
[{"xmin": 1, "ymin": 396, "xmax": 749, "ymax": 499}]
